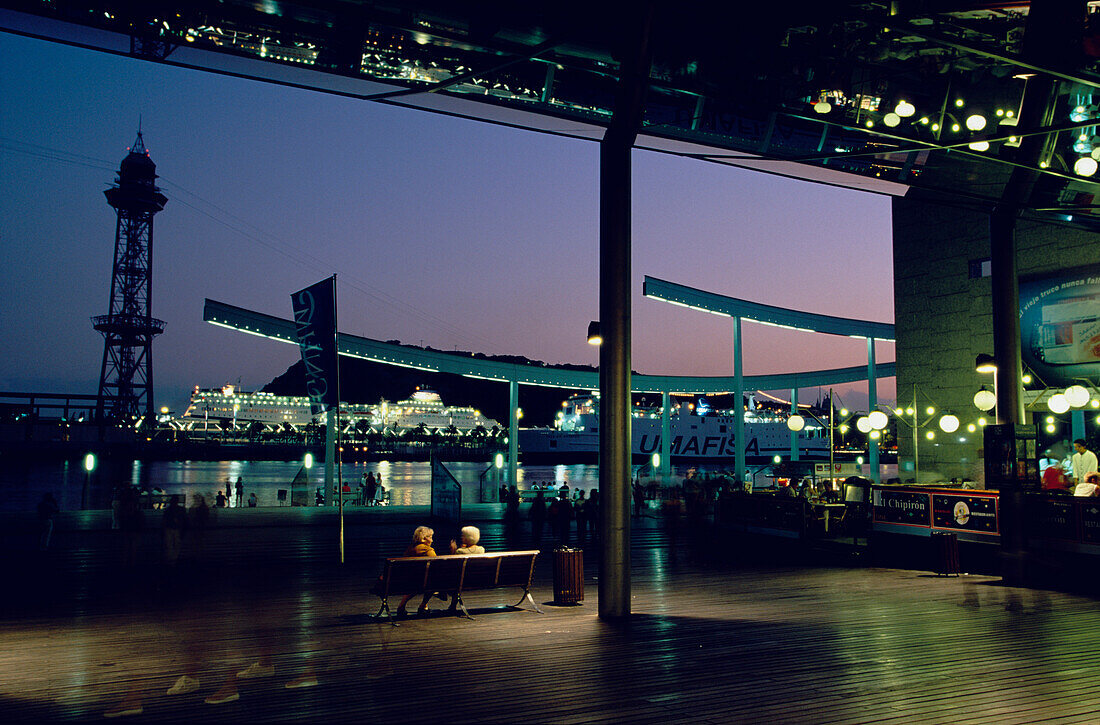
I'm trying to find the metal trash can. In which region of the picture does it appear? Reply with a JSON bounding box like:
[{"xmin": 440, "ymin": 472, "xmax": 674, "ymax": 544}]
[
  {"xmin": 552, "ymin": 547, "xmax": 584, "ymax": 605},
  {"xmin": 932, "ymin": 531, "xmax": 960, "ymax": 576}
]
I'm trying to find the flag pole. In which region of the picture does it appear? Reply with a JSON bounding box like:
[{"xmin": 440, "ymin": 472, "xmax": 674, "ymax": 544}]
[{"xmin": 333, "ymin": 274, "xmax": 345, "ymax": 565}]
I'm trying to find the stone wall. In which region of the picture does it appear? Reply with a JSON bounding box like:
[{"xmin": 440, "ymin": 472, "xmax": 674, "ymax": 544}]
[{"xmin": 892, "ymin": 198, "xmax": 1100, "ymax": 483}]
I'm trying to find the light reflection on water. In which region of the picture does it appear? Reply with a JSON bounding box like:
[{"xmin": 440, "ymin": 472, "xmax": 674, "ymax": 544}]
[
  {"xmin": 2, "ymin": 459, "xmax": 719, "ymax": 511},
  {"xmin": 2, "ymin": 459, "xmax": 894, "ymax": 512}
]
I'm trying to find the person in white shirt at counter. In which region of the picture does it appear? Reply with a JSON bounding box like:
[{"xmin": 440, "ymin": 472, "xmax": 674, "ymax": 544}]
[
  {"xmin": 1073, "ymin": 471, "xmax": 1100, "ymax": 497},
  {"xmin": 1072, "ymin": 439, "xmax": 1098, "ymax": 485}
]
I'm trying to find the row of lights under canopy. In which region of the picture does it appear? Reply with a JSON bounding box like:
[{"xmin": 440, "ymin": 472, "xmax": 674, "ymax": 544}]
[
  {"xmin": 788, "ymin": 405, "xmax": 959, "ymax": 439},
  {"xmin": 813, "ymin": 92, "xmax": 1100, "ymax": 178}
]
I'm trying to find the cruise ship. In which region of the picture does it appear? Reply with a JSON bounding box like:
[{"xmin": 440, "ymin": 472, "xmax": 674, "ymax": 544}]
[
  {"xmin": 379, "ymin": 387, "xmax": 499, "ymax": 432},
  {"xmin": 176, "ymin": 385, "xmax": 499, "ymax": 433},
  {"xmin": 519, "ymin": 393, "xmax": 831, "ymax": 462},
  {"xmin": 177, "ymin": 386, "xmax": 378, "ymax": 431}
]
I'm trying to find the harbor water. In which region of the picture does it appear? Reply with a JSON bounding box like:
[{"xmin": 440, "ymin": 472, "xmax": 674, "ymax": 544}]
[
  {"xmin": 3, "ymin": 458, "xmax": 896, "ymax": 512},
  {"xmin": 1, "ymin": 459, "xmax": 722, "ymax": 512}
]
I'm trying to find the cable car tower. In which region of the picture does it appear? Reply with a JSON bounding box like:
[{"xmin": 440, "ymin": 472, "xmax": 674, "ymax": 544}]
[{"xmin": 93, "ymin": 131, "xmax": 167, "ymax": 425}]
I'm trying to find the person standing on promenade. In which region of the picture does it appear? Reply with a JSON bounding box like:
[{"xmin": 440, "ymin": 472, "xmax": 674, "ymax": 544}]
[
  {"xmin": 587, "ymin": 489, "xmax": 600, "ymax": 537},
  {"xmin": 529, "ymin": 490, "xmax": 546, "ymax": 543},
  {"xmin": 37, "ymin": 492, "xmax": 58, "ymax": 551},
  {"xmin": 365, "ymin": 472, "xmax": 377, "ymax": 507},
  {"xmin": 574, "ymin": 490, "xmax": 588, "ymax": 539},
  {"xmin": 162, "ymin": 495, "xmax": 187, "ymax": 566},
  {"xmin": 1072, "ymin": 439, "xmax": 1098, "ymax": 485},
  {"xmin": 188, "ymin": 493, "xmax": 209, "ymax": 562},
  {"xmin": 234, "ymin": 477, "xmax": 244, "ymax": 507},
  {"xmin": 118, "ymin": 485, "xmax": 144, "ymax": 567}
]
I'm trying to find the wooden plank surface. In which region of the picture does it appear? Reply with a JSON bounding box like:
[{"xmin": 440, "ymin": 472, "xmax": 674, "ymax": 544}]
[{"xmin": 2, "ymin": 513, "xmax": 1099, "ymax": 722}]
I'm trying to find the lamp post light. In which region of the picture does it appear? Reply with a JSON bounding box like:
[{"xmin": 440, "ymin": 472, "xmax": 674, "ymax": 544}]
[
  {"xmin": 586, "ymin": 321, "xmax": 602, "ymax": 347},
  {"xmin": 82, "ymin": 452, "xmax": 97, "ymax": 510}
]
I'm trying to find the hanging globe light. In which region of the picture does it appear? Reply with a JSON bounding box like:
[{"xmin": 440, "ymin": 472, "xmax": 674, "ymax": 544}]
[
  {"xmin": 868, "ymin": 410, "xmax": 889, "ymax": 430},
  {"xmin": 973, "ymin": 387, "xmax": 996, "ymax": 411},
  {"xmin": 895, "ymin": 100, "xmax": 916, "ymax": 117},
  {"xmin": 939, "ymin": 414, "xmax": 960, "ymax": 433},
  {"xmin": 1074, "ymin": 156, "xmax": 1098, "ymax": 177},
  {"xmin": 813, "ymin": 101, "xmax": 832, "ymax": 114},
  {"xmin": 1065, "ymin": 385, "xmax": 1090, "ymax": 408},
  {"xmin": 965, "ymin": 114, "xmax": 987, "ymax": 131},
  {"xmin": 787, "ymin": 414, "xmax": 806, "ymax": 432},
  {"xmin": 883, "ymin": 112, "xmax": 901, "ymax": 127},
  {"xmin": 856, "ymin": 416, "xmax": 872, "ymax": 434},
  {"xmin": 1048, "ymin": 393, "xmax": 1071, "ymax": 414}
]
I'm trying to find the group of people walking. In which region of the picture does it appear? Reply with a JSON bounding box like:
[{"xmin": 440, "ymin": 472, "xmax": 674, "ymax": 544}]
[{"xmin": 516, "ymin": 487, "xmax": 599, "ymax": 543}]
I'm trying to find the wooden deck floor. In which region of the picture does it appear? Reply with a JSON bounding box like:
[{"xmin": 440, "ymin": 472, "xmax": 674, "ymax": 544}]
[{"xmin": 2, "ymin": 513, "xmax": 1099, "ymax": 723}]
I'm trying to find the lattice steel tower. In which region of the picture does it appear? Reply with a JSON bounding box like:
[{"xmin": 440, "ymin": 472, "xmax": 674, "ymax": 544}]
[{"xmin": 93, "ymin": 132, "xmax": 167, "ymax": 424}]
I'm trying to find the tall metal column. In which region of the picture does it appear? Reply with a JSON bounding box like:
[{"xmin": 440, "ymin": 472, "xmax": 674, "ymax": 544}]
[
  {"xmin": 598, "ymin": 5, "xmax": 653, "ymax": 620},
  {"xmin": 733, "ymin": 316, "xmax": 746, "ymax": 485},
  {"xmin": 867, "ymin": 337, "xmax": 880, "ymax": 483},
  {"xmin": 508, "ymin": 377, "xmax": 519, "ymax": 486},
  {"xmin": 661, "ymin": 390, "xmax": 671, "ymax": 484},
  {"xmin": 986, "ymin": 0, "xmax": 1077, "ymax": 584},
  {"xmin": 789, "ymin": 388, "xmax": 799, "ymax": 462},
  {"xmin": 990, "ymin": 208, "xmax": 1026, "ymax": 425}
]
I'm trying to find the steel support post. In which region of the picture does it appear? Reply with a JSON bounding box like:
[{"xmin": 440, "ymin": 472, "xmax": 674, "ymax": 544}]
[
  {"xmin": 661, "ymin": 390, "xmax": 671, "ymax": 485},
  {"xmin": 790, "ymin": 388, "xmax": 799, "ymax": 462},
  {"xmin": 598, "ymin": 5, "xmax": 653, "ymax": 620},
  {"xmin": 508, "ymin": 378, "xmax": 519, "ymax": 487},
  {"xmin": 867, "ymin": 338, "xmax": 880, "ymax": 483},
  {"xmin": 986, "ymin": 0, "xmax": 1077, "ymax": 584},
  {"xmin": 599, "ymin": 135, "xmax": 633, "ymax": 620},
  {"xmin": 733, "ymin": 316, "xmax": 746, "ymax": 486}
]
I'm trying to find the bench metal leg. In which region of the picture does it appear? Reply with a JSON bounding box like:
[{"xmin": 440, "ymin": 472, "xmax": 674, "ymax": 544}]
[
  {"xmin": 452, "ymin": 594, "xmax": 474, "ymax": 620},
  {"xmin": 371, "ymin": 597, "xmax": 399, "ymax": 626},
  {"xmin": 514, "ymin": 588, "xmax": 544, "ymax": 614}
]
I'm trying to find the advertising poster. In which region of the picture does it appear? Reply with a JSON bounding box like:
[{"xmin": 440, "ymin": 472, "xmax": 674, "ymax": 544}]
[
  {"xmin": 931, "ymin": 493, "xmax": 999, "ymax": 534},
  {"xmin": 1019, "ymin": 264, "xmax": 1100, "ymax": 388}
]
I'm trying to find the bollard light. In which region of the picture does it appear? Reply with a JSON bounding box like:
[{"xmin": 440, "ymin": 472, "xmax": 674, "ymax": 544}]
[
  {"xmin": 83, "ymin": 452, "xmax": 97, "ymax": 472},
  {"xmin": 304, "ymin": 452, "xmax": 314, "ymax": 469}
]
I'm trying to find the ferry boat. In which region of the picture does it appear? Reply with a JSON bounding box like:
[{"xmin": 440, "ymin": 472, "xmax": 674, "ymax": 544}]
[
  {"xmin": 379, "ymin": 387, "xmax": 499, "ymax": 432},
  {"xmin": 176, "ymin": 385, "xmax": 499, "ymax": 434},
  {"xmin": 519, "ymin": 393, "xmax": 831, "ymax": 462},
  {"xmin": 177, "ymin": 385, "xmax": 379, "ymax": 430}
]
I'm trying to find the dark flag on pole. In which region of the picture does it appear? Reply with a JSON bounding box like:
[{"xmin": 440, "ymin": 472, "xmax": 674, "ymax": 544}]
[{"xmin": 291, "ymin": 276, "xmax": 339, "ymax": 416}]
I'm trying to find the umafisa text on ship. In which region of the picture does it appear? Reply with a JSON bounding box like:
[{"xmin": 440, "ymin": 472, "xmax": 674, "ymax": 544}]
[{"xmin": 519, "ymin": 393, "xmax": 829, "ymax": 463}]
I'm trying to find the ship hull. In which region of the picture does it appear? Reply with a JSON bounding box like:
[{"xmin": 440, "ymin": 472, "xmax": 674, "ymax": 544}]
[{"xmin": 519, "ymin": 415, "xmax": 829, "ymax": 463}]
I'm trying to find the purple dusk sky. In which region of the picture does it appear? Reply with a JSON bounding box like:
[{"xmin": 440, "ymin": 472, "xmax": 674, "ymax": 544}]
[{"xmin": 1, "ymin": 32, "xmax": 896, "ymax": 414}]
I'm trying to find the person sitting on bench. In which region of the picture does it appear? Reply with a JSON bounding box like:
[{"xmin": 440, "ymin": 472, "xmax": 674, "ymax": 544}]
[
  {"xmin": 447, "ymin": 526, "xmax": 486, "ymax": 614},
  {"xmin": 396, "ymin": 526, "xmax": 442, "ymax": 617},
  {"xmin": 449, "ymin": 525, "xmax": 486, "ymax": 555}
]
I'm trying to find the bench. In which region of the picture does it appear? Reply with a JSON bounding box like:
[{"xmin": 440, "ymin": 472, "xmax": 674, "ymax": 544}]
[{"xmin": 372, "ymin": 550, "xmax": 542, "ymax": 622}]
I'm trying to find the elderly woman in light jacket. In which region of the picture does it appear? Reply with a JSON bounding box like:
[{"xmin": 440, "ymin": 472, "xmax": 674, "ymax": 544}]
[{"xmin": 449, "ymin": 525, "xmax": 485, "ymax": 555}]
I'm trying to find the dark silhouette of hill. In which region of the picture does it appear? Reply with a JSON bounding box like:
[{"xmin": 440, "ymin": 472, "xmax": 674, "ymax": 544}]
[{"xmin": 262, "ymin": 348, "xmax": 594, "ymax": 428}]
